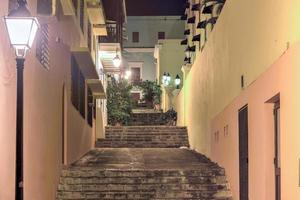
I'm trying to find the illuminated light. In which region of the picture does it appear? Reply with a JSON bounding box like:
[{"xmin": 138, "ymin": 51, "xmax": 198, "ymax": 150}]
[
  {"xmin": 113, "ymin": 54, "xmax": 121, "ymax": 67},
  {"xmin": 175, "ymin": 74, "xmax": 181, "ymax": 89},
  {"xmin": 4, "ymin": 2, "xmax": 39, "ymax": 58}
]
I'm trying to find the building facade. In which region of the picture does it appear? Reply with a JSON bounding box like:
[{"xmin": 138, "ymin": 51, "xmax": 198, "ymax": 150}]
[
  {"xmin": 174, "ymin": 0, "xmax": 300, "ymax": 199},
  {"xmin": 0, "ymin": 0, "xmax": 125, "ymax": 199}
]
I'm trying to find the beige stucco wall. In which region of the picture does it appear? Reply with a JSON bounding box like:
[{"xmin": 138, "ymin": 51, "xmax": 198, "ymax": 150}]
[
  {"xmin": 156, "ymin": 39, "xmax": 185, "ymax": 85},
  {"xmin": 175, "ymin": 0, "xmax": 300, "ymax": 199},
  {"xmin": 0, "ymin": 0, "xmax": 96, "ymax": 199},
  {"xmin": 175, "ymin": 0, "xmax": 300, "ymax": 156},
  {"xmin": 211, "ymin": 42, "xmax": 300, "ymax": 200}
]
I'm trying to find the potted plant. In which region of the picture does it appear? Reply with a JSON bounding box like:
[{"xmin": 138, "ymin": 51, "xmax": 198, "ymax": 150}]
[{"xmin": 153, "ymin": 97, "xmax": 161, "ymax": 110}]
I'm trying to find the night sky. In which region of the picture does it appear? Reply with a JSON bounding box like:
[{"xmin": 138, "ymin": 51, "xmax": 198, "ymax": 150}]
[{"xmin": 126, "ymin": 0, "xmax": 186, "ymax": 16}]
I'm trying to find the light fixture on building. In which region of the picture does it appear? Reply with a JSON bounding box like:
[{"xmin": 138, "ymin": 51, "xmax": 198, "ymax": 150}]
[
  {"xmin": 3, "ymin": 1, "xmax": 39, "ymax": 200},
  {"xmin": 113, "ymin": 54, "xmax": 121, "ymax": 67},
  {"xmin": 124, "ymin": 70, "xmax": 131, "ymax": 80},
  {"xmin": 162, "ymin": 72, "xmax": 167, "ymax": 84},
  {"xmin": 166, "ymin": 73, "xmax": 171, "ymax": 83},
  {"xmin": 175, "ymin": 74, "xmax": 181, "ymax": 89}
]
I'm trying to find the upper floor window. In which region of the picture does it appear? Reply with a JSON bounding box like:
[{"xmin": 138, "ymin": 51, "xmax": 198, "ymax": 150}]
[
  {"xmin": 71, "ymin": 55, "xmax": 85, "ymax": 118},
  {"xmin": 72, "ymin": 0, "xmax": 78, "ymax": 15},
  {"xmin": 132, "ymin": 32, "xmax": 139, "ymax": 43},
  {"xmin": 36, "ymin": 24, "xmax": 50, "ymax": 70},
  {"xmin": 79, "ymin": 0, "xmax": 84, "ymax": 32},
  {"xmin": 158, "ymin": 32, "xmax": 165, "ymax": 40}
]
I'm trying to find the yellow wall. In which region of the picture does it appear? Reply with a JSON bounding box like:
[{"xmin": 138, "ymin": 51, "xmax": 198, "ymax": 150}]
[
  {"xmin": 175, "ymin": 0, "xmax": 300, "ymax": 199},
  {"xmin": 176, "ymin": 0, "xmax": 300, "ymax": 155},
  {"xmin": 157, "ymin": 39, "xmax": 185, "ymax": 85}
]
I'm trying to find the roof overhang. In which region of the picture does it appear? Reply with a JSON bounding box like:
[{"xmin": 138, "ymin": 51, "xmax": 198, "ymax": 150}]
[
  {"xmin": 87, "ymin": 0, "xmax": 106, "ymax": 24},
  {"xmin": 72, "ymin": 48, "xmax": 99, "ymax": 79},
  {"xmin": 93, "ymin": 24, "xmax": 107, "ymax": 36},
  {"xmin": 87, "ymin": 79, "xmax": 106, "ymax": 99}
]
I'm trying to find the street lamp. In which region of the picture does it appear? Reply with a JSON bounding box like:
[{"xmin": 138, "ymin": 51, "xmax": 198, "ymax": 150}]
[
  {"xmin": 162, "ymin": 72, "xmax": 167, "ymax": 85},
  {"xmin": 166, "ymin": 73, "xmax": 171, "ymax": 84},
  {"xmin": 175, "ymin": 74, "xmax": 181, "ymax": 89},
  {"xmin": 3, "ymin": 1, "xmax": 39, "ymax": 200},
  {"xmin": 113, "ymin": 54, "xmax": 121, "ymax": 67}
]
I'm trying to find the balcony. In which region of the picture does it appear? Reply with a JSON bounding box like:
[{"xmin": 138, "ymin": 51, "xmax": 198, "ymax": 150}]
[
  {"xmin": 86, "ymin": 0, "xmax": 106, "ymax": 25},
  {"xmin": 99, "ymin": 23, "xmax": 122, "ymax": 44}
]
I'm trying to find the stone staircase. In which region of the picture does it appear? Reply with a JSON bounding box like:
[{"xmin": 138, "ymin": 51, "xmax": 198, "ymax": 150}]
[
  {"xmin": 96, "ymin": 126, "xmax": 189, "ymax": 148},
  {"xmin": 129, "ymin": 112, "xmax": 165, "ymax": 126},
  {"xmin": 57, "ymin": 149, "xmax": 232, "ymax": 200},
  {"xmin": 57, "ymin": 110, "xmax": 232, "ymax": 200}
]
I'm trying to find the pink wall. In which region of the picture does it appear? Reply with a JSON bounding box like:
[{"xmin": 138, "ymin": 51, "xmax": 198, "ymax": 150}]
[
  {"xmin": 211, "ymin": 42, "xmax": 300, "ymax": 200},
  {"xmin": 0, "ymin": 1, "xmax": 95, "ymax": 199}
]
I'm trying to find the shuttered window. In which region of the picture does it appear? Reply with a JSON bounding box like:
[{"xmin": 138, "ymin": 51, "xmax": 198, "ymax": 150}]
[
  {"xmin": 132, "ymin": 32, "xmax": 139, "ymax": 43},
  {"xmin": 88, "ymin": 20, "xmax": 92, "ymax": 50},
  {"xmin": 79, "ymin": 0, "xmax": 84, "ymax": 32},
  {"xmin": 36, "ymin": 24, "xmax": 50, "ymax": 69},
  {"xmin": 158, "ymin": 32, "xmax": 165, "ymax": 40},
  {"xmin": 87, "ymin": 87, "xmax": 93, "ymax": 127},
  {"xmin": 72, "ymin": 0, "xmax": 78, "ymax": 15},
  {"xmin": 71, "ymin": 55, "xmax": 85, "ymax": 118}
]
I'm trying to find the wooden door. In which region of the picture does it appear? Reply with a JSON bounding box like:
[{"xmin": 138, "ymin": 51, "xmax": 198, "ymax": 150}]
[{"xmin": 239, "ymin": 105, "xmax": 249, "ymax": 200}]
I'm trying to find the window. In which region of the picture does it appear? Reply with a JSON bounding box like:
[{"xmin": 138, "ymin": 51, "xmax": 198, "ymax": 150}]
[
  {"xmin": 37, "ymin": 0, "xmax": 52, "ymax": 15},
  {"xmin": 132, "ymin": 32, "xmax": 139, "ymax": 43},
  {"xmin": 36, "ymin": 24, "xmax": 50, "ymax": 69},
  {"xmin": 79, "ymin": 0, "xmax": 84, "ymax": 32},
  {"xmin": 87, "ymin": 87, "xmax": 93, "ymax": 127},
  {"xmin": 158, "ymin": 32, "xmax": 165, "ymax": 40},
  {"xmin": 72, "ymin": 0, "xmax": 78, "ymax": 15},
  {"xmin": 71, "ymin": 55, "xmax": 85, "ymax": 118},
  {"xmin": 88, "ymin": 20, "xmax": 92, "ymax": 50}
]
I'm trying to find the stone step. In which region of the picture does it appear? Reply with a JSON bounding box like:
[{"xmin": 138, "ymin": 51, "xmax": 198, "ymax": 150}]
[
  {"xmin": 56, "ymin": 149, "xmax": 232, "ymax": 200},
  {"xmin": 57, "ymin": 191, "xmax": 231, "ymax": 200},
  {"xmin": 59, "ymin": 175, "xmax": 227, "ymax": 185},
  {"xmin": 97, "ymin": 126, "xmax": 189, "ymax": 148}
]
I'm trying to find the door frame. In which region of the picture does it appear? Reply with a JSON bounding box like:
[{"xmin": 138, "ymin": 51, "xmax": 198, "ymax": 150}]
[
  {"xmin": 238, "ymin": 105, "xmax": 249, "ymax": 200},
  {"xmin": 129, "ymin": 61, "xmax": 143, "ymax": 81},
  {"xmin": 274, "ymin": 101, "xmax": 281, "ymax": 200},
  {"xmin": 62, "ymin": 83, "xmax": 68, "ymax": 165}
]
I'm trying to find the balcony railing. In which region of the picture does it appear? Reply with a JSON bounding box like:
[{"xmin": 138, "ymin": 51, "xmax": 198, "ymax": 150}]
[{"xmin": 99, "ymin": 23, "xmax": 122, "ymax": 45}]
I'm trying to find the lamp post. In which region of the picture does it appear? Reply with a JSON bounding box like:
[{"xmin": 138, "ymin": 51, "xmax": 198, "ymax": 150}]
[{"xmin": 4, "ymin": 1, "xmax": 39, "ymax": 200}]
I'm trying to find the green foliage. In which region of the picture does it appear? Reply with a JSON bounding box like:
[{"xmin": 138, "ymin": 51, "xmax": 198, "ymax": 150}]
[
  {"xmin": 138, "ymin": 80, "xmax": 162, "ymax": 105},
  {"xmin": 107, "ymin": 79, "xmax": 132, "ymax": 125}
]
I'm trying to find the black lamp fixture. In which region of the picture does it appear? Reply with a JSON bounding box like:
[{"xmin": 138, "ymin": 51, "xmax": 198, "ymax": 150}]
[
  {"xmin": 175, "ymin": 74, "xmax": 181, "ymax": 89},
  {"xmin": 3, "ymin": 1, "xmax": 39, "ymax": 200}
]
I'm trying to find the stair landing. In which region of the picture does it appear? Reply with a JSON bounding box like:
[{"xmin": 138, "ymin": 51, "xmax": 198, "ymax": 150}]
[{"xmin": 72, "ymin": 148, "xmax": 214, "ymax": 170}]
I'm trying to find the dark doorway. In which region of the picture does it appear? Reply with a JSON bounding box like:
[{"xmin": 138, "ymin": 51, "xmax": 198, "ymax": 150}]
[
  {"xmin": 131, "ymin": 67, "xmax": 141, "ymax": 83},
  {"xmin": 62, "ymin": 84, "xmax": 67, "ymax": 165},
  {"xmin": 274, "ymin": 101, "xmax": 281, "ymax": 200},
  {"xmin": 239, "ymin": 105, "xmax": 249, "ymax": 200}
]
